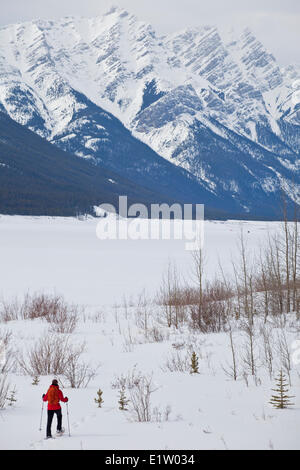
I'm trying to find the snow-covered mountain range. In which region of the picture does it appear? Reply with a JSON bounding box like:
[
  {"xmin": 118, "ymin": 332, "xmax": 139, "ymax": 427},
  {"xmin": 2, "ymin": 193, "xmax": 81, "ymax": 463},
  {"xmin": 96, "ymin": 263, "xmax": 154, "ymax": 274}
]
[{"xmin": 0, "ymin": 6, "xmax": 299, "ymax": 217}]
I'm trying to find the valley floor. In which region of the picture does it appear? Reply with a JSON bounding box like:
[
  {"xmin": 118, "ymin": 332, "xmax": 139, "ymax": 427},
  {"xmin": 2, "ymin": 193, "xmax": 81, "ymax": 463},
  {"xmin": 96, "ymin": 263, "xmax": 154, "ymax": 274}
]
[
  {"xmin": 0, "ymin": 215, "xmax": 299, "ymax": 450},
  {"xmin": 0, "ymin": 215, "xmax": 280, "ymax": 306}
]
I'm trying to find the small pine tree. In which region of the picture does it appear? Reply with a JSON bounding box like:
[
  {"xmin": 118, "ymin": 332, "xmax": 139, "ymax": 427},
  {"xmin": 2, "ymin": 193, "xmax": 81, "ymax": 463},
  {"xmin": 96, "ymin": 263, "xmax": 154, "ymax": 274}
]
[
  {"xmin": 269, "ymin": 370, "xmax": 295, "ymax": 409},
  {"xmin": 190, "ymin": 351, "xmax": 199, "ymax": 374},
  {"xmin": 94, "ymin": 388, "xmax": 104, "ymax": 408},
  {"xmin": 32, "ymin": 376, "xmax": 40, "ymax": 386},
  {"xmin": 118, "ymin": 386, "xmax": 130, "ymax": 411},
  {"xmin": 7, "ymin": 387, "xmax": 17, "ymax": 407}
]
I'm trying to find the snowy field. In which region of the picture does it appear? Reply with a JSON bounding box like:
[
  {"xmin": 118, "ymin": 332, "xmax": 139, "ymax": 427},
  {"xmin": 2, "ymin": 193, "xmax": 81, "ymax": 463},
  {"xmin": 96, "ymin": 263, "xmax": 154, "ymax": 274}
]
[
  {"xmin": 0, "ymin": 215, "xmax": 299, "ymax": 450},
  {"xmin": 0, "ymin": 215, "xmax": 280, "ymax": 307}
]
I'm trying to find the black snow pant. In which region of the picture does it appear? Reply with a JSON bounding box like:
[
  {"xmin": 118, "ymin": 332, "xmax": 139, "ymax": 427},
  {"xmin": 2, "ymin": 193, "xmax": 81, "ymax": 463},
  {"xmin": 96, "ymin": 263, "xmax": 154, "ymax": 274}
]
[{"xmin": 46, "ymin": 408, "xmax": 62, "ymax": 437}]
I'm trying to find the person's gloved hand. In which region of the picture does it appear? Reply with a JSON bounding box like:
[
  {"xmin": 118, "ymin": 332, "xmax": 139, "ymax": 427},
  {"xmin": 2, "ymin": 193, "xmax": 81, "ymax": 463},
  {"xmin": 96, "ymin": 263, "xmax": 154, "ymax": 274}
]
[
  {"xmin": 42, "ymin": 394, "xmax": 45, "ymax": 399},
  {"xmin": 65, "ymin": 397, "xmax": 68, "ymax": 402}
]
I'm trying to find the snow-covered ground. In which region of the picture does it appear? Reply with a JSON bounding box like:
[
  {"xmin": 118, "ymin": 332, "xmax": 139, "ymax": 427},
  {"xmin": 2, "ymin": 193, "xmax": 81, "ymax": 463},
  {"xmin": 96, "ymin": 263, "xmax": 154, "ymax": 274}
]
[
  {"xmin": 0, "ymin": 215, "xmax": 279, "ymax": 307},
  {"xmin": 0, "ymin": 215, "xmax": 299, "ymax": 450}
]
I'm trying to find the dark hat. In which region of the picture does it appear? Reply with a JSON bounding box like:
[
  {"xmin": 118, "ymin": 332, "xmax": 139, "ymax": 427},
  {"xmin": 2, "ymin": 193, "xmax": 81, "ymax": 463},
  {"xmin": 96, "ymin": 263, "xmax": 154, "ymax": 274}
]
[{"xmin": 52, "ymin": 379, "xmax": 58, "ymax": 386}]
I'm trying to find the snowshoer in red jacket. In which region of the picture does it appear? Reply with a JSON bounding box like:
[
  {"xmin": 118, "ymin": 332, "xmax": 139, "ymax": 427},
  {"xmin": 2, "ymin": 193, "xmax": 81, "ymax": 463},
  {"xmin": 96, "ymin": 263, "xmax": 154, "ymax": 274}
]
[{"xmin": 43, "ymin": 379, "xmax": 68, "ymax": 438}]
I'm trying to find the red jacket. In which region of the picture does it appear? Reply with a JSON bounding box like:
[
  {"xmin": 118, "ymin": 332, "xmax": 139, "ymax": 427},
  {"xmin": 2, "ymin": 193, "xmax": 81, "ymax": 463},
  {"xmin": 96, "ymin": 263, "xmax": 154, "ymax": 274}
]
[{"xmin": 43, "ymin": 385, "xmax": 68, "ymax": 410}]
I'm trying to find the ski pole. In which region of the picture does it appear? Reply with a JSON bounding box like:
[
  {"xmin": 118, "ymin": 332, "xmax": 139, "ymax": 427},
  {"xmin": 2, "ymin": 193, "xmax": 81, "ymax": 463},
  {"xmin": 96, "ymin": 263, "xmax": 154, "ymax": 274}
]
[
  {"xmin": 39, "ymin": 401, "xmax": 44, "ymax": 431},
  {"xmin": 66, "ymin": 402, "xmax": 71, "ymax": 436}
]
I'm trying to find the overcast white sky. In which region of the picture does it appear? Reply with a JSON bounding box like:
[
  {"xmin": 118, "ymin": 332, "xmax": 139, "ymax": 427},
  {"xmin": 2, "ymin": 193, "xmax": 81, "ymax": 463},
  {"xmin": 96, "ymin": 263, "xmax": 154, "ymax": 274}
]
[{"xmin": 0, "ymin": 0, "xmax": 299, "ymax": 65}]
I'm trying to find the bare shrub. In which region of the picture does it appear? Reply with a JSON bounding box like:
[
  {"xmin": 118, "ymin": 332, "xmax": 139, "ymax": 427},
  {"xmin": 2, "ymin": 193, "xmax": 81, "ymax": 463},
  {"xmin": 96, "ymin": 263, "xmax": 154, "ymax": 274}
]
[
  {"xmin": 0, "ymin": 293, "xmax": 80, "ymax": 335},
  {"xmin": 23, "ymin": 293, "xmax": 79, "ymax": 333},
  {"xmin": 18, "ymin": 334, "xmax": 95, "ymax": 387},
  {"xmin": 112, "ymin": 369, "xmax": 171, "ymax": 422},
  {"xmin": 128, "ymin": 373, "xmax": 158, "ymax": 422},
  {"xmin": 0, "ymin": 329, "xmax": 15, "ymax": 374},
  {"xmin": 0, "ymin": 374, "xmax": 10, "ymax": 409},
  {"xmin": 158, "ymin": 261, "xmax": 186, "ymax": 328},
  {"xmin": 111, "ymin": 367, "xmax": 144, "ymax": 391},
  {"xmin": 222, "ymin": 326, "xmax": 239, "ymax": 381},
  {"xmin": 156, "ymin": 253, "xmax": 236, "ymax": 334},
  {"xmin": 122, "ymin": 325, "xmax": 138, "ymax": 352},
  {"xmin": 161, "ymin": 351, "xmax": 189, "ymax": 373},
  {"xmin": 276, "ymin": 329, "xmax": 292, "ymax": 385},
  {"xmin": 188, "ymin": 248, "xmax": 233, "ymax": 332},
  {"xmin": 0, "ymin": 339, "xmax": 5, "ymax": 373},
  {"xmin": 91, "ymin": 310, "xmax": 105, "ymax": 323},
  {"xmin": 135, "ymin": 291, "xmax": 151, "ymax": 335},
  {"xmin": 18, "ymin": 334, "xmax": 70, "ymax": 376},
  {"xmin": 22, "ymin": 293, "xmax": 60, "ymax": 320},
  {"xmin": 0, "ymin": 329, "xmax": 12, "ymax": 346},
  {"xmin": 122, "ymin": 295, "xmax": 131, "ymax": 320},
  {"xmin": 236, "ymin": 228, "xmax": 256, "ymax": 323},
  {"xmin": 147, "ymin": 326, "xmax": 167, "ymax": 343},
  {"xmin": 171, "ymin": 341, "xmax": 185, "ymax": 350},
  {"xmin": 47, "ymin": 304, "xmax": 80, "ymax": 334},
  {"xmin": 189, "ymin": 295, "xmax": 230, "ymax": 334},
  {"xmin": 241, "ymin": 319, "xmax": 259, "ymax": 378},
  {"xmin": 259, "ymin": 325, "xmax": 274, "ymax": 379},
  {"xmin": 185, "ymin": 270, "xmax": 233, "ymax": 333},
  {"xmin": 62, "ymin": 342, "xmax": 97, "ymax": 388},
  {"xmin": 253, "ymin": 212, "xmax": 300, "ymax": 321},
  {"xmin": 0, "ymin": 298, "xmax": 20, "ymax": 322},
  {"xmin": 152, "ymin": 405, "xmax": 172, "ymax": 422}
]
